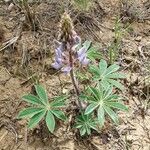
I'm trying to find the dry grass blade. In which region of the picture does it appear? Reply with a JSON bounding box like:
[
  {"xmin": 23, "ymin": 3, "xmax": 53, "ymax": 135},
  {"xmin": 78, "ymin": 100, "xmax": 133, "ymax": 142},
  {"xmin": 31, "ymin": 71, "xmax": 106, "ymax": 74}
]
[{"xmin": 0, "ymin": 36, "xmax": 19, "ymax": 52}]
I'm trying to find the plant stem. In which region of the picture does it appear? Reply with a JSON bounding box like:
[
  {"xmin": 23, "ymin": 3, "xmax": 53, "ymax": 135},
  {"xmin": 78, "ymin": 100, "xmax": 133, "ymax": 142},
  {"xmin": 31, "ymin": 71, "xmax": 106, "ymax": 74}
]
[{"xmin": 69, "ymin": 50, "xmax": 83, "ymax": 110}]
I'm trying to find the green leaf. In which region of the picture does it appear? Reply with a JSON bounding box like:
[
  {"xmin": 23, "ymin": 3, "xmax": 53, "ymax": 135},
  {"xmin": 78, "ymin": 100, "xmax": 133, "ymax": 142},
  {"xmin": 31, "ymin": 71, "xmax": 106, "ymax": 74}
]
[
  {"xmin": 99, "ymin": 59, "xmax": 107, "ymax": 76},
  {"xmin": 80, "ymin": 126, "xmax": 86, "ymax": 136},
  {"xmin": 88, "ymin": 86, "xmax": 100, "ymax": 100},
  {"xmin": 87, "ymin": 47, "xmax": 101, "ymax": 61},
  {"xmin": 28, "ymin": 110, "xmax": 46, "ymax": 129},
  {"xmin": 107, "ymin": 102, "xmax": 128, "ymax": 111},
  {"xmin": 104, "ymin": 106, "xmax": 119, "ymax": 124},
  {"xmin": 97, "ymin": 106, "xmax": 105, "ymax": 127},
  {"xmin": 35, "ymin": 85, "xmax": 48, "ymax": 105},
  {"xmin": 50, "ymin": 101, "xmax": 65, "ymax": 108},
  {"xmin": 100, "ymin": 80, "xmax": 110, "ymax": 90},
  {"xmin": 22, "ymin": 94, "xmax": 43, "ymax": 105},
  {"xmin": 51, "ymin": 96, "xmax": 67, "ymax": 108},
  {"xmin": 18, "ymin": 107, "xmax": 44, "ymax": 119},
  {"xmin": 89, "ymin": 65, "xmax": 100, "ymax": 77},
  {"xmin": 90, "ymin": 59, "xmax": 125, "ymax": 90},
  {"xmin": 88, "ymin": 123, "xmax": 98, "ymax": 131},
  {"xmin": 107, "ymin": 94, "xmax": 121, "ymax": 101},
  {"xmin": 75, "ymin": 113, "xmax": 97, "ymax": 136},
  {"xmin": 51, "ymin": 110, "xmax": 66, "ymax": 121},
  {"xmin": 75, "ymin": 124, "xmax": 83, "ymax": 129},
  {"xmin": 87, "ymin": 96, "xmax": 98, "ymax": 102},
  {"xmin": 105, "ymin": 64, "xmax": 120, "ymax": 76},
  {"xmin": 79, "ymin": 94, "xmax": 88, "ymax": 101},
  {"xmin": 85, "ymin": 103, "xmax": 98, "ymax": 115},
  {"xmin": 52, "ymin": 95, "xmax": 67, "ymax": 101},
  {"xmin": 106, "ymin": 72, "xmax": 126, "ymax": 79},
  {"xmin": 82, "ymin": 40, "xmax": 91, "ymax": 50},
  {"xmin": 46, "ymin": 111, "xmax": 55, "ymax": 133},
  {"xmin": 86, "ymin": 125, "xmax": 91, "ymax": 135},
  {"xmin": 107, "ymin": 79, "xmax": 124, "ymax": 90},
  {"xmin": 103, "ymin": 85, "xmax": 113, "ymax": 99}
]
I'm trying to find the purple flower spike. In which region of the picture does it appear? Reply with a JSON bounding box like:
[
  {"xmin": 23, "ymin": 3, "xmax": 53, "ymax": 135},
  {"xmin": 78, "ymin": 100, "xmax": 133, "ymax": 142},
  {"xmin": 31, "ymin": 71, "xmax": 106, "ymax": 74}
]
[{"xmin": 61, "ymin": 66, "xmax": 72, "ymax": 74}]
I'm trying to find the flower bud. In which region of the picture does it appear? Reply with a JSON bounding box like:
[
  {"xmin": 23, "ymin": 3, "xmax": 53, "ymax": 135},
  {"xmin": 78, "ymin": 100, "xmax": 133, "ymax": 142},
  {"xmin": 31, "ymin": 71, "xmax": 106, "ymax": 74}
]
[{"xmin": 59, "ymin": 12, "xmax": 74, "ymax": 43}]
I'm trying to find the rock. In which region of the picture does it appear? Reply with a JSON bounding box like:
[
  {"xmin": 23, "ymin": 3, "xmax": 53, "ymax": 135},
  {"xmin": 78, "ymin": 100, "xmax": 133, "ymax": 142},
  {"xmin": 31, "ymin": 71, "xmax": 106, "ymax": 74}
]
[
  {"xmin": 8, "ymin": 3, "xmax": 15, "ymax": 11},
  {"xmin": 18, "ymin": 135, "xmax": 23, "ymax": 139},
  {"xmin": 135, "ymin": 36, "xmax": 142, "ymax": 42}
]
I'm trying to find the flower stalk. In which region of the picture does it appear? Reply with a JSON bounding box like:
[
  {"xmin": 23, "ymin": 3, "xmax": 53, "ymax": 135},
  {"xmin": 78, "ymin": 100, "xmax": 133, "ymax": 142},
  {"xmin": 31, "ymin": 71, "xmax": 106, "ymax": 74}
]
[
  {"xmin": 52, "ymin": 12, "xmax": 90, "ymax": 110},
  {"xmin": 69, "ymin": 50, "xmax": 83, "ymax": 109}
]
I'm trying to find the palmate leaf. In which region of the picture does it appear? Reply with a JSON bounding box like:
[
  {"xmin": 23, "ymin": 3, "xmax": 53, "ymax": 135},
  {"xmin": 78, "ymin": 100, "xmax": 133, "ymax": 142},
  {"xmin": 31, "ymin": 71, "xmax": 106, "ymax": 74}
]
[
  {"xmin": 90, "ymin": 65, "xmax": 100, "ymax": 77},
  {"xmin": 99, "ymin": 59, "xmax": 107, "ymax": 75},
  {"xmin": 107, "ymin": 79, "xmax": 124, "ymax": 90},
  {"xmin": 97, "ymin": 106, "xmax": 105, "ymax": 127},
  {"xmin": 87, "ymin": 47, "xmax": 101, "ymax": 61},
  {"xmin": 75, "ymin": 113, "xmax": 97, "ymax": 136},
  {"xmin": 107, "ymin": 72, "xmax": 125, "ymax": 79},
  {"xmin": 105, "ymin": 63, "xmax": 119, "ymax": 75},
  {"xmin": 84, "ymin": 84, "xmax": 127, "ymax": 126},
  {"xmin": 85, "ymin": 103, "xmax": 98, "ymax": 115},
  {"xmin": 50, "ymin": 95, "xmax": 67, "ymax": 108},
  {"xmin": 28, "ymin": 110, "xmax": 46, "ymax": 129},
  {"xmin": 106, "ymin": 102, "xmax": 128, "ymax": 111},
  {"xmin": 90, "ymin": 59, "xmax": 126, "ymax": 90},
  {"xmin": 22, "ymin": 94, "xmax": 44, "ymax": 105},
  {"xmin": 87, "ymin": 86, "xmax": 100, "ymax": 100},
  {"xmin": 46, "ymin": 111, "xmax": 55, "ymax": 133},
  {"xmin": 88, "ymin": 123, "xmax": 98, "ymax": 131},
  {"xmin": 18, "ymin": 107, "xmax": 44, "ymax": 119},
  {"xmin": 103, "ymin": 106, "xmax": 119, "ymax": 124},
  {"xmin": 80, "ymin": 126, "xmax": 86, "ymax": 136},
  {"xmin": 18, "ymin": 84, "xmax": 67, "ymax": 134},
  {"xmin": 35, "ymin": 85, "xmax": 48, "ymax": 105},
  {"xmin": 51, "ymin": 110, "xmax": 66, "ymax": 121}
]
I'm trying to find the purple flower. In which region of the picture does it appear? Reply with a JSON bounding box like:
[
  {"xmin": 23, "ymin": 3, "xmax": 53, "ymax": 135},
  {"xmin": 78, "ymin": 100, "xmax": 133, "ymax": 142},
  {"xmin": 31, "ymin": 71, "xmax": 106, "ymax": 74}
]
[
  {"xmin": 52, "ymin": 32, "xmax": 90, "ymax": 73},
  {"xmin": 77, "ymin": 46, "xmax": 90, "ymax": 65},
  {"xmin": 52, "ymin": 42, "xmax": 64, "ymax": 69},
  {"xmin": 71, "ymin": 33, "xmax": 81, "ymax": 52},
  {"xmin": 61, "ymin": 66, "xmax": 72, "ymax": 74}
]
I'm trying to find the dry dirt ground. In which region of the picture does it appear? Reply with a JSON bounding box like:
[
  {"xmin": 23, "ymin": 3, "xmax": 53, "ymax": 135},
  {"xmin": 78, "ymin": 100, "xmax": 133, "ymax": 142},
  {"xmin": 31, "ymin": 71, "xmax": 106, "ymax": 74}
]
[{"xmin": 0, "ymin": 0, "xmax": 150, "ymax": 150}]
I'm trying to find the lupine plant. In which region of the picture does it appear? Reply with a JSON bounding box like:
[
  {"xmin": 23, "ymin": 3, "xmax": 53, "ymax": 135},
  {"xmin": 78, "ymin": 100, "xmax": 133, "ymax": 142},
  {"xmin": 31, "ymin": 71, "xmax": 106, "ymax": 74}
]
[
  {"xmin": 74, "ymin": 113, "xmax": 98, "ymax": 136},
  {"xmin": 51, "ymin": 12, "xmax": 91, "ymax": 109},
  {"xmin": 89, "ymin": 59, "xmax": 125, "ymax": 90},
  {"xmin": 18, "ymin": 12, "xmax": 128, "ymax": 136},
  {"xmin": 84, "ymin": 85, "xmax": 128, "ymax": 126},
  {"xmin": 18, "ymin": 85, "xmax": 67, "ymax": 133}
]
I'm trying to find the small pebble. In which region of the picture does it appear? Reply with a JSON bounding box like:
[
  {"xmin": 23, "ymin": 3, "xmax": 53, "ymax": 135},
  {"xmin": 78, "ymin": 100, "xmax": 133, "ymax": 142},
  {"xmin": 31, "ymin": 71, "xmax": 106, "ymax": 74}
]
[{"xmin": 135, "ymin": 36, "xmax": 142, "ymax": 42}]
